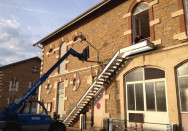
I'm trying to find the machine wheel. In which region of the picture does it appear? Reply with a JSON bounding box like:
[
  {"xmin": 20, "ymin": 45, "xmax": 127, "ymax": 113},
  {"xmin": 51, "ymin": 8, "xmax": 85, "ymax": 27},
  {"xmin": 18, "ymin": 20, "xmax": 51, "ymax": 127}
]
[
  {"xmin": 3, "ymin": 123, "xmax": 21, "ymax": 131},
  {"xmin": 49, "ymin": 121, "xmax": 66, "ymax": 131}
]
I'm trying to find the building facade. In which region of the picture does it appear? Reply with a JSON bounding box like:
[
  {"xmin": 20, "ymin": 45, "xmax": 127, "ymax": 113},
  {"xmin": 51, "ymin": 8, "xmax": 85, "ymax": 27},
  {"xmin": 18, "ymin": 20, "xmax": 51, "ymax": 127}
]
[
  {"xmin": 34, "ymin": 0, "xmax": 188, "ymax": 130},
  {"xmin": 0, "ymin": 57, "xmax": 41, "ymax": 113}
]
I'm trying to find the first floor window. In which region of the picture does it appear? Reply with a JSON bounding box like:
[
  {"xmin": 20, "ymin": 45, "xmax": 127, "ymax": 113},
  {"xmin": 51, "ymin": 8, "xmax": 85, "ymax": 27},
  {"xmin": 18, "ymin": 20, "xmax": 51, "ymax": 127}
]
[
  {"xmin": 132, "ymin": 2, "xmax": 150, "ymax": 44},
  {"xmin": 9, "ymin": 77, "xmax": 19, "ymax": 91}
]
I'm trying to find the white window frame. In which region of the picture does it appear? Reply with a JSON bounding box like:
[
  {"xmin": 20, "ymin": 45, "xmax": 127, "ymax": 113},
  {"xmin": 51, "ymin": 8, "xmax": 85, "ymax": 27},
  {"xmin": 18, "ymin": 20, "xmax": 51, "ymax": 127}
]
[
  {"xmin": 57, "ymin": 82, "xmax": 65, "ymax": 118},
  {"xmin": 125, "ymin": 68, "xmax": 167, "ymax": 113},
  {"xmin": 177, "ymin": 62, "xmax": 188, "ymax": 113},
  {"xmin": 132, "ymin": 2, "xmax": 150, "ymax": 44},
  {"xmin": 9, "ymin": 77, "xmax": 19, "ymax": 91}
]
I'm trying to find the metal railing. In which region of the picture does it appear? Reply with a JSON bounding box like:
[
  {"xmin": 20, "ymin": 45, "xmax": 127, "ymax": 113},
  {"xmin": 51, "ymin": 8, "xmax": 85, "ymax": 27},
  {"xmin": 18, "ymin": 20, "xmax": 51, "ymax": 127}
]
[{"xmin": 104, "ymin": 119, "xmax": 177, "ymax": 131}]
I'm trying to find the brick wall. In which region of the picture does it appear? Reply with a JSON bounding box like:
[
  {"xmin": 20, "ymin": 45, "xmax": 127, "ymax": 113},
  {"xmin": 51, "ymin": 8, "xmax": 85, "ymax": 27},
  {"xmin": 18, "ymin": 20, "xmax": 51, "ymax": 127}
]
[
  {"xmin": 39, "ymin": 0, "xmax": 188, "ymax": 128},
  {"xmin": 0, "ymin": 57, "xmax": 41, "ymax": 112}
]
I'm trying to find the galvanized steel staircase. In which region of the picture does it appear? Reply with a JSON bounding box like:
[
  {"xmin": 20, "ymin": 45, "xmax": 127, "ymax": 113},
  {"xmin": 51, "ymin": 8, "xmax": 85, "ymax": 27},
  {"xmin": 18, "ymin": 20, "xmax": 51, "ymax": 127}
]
[{"xmin": 63, "ymin": 40, "xmax": 154, "ymax": 126}]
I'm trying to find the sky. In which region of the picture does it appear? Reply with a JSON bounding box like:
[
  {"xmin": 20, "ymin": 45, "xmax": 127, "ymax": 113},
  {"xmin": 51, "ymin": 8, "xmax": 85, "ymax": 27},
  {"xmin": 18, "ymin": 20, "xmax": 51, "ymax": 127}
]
[{"xmin": 0, "ymin": 0, "xmax": 102, "ymax": 66}]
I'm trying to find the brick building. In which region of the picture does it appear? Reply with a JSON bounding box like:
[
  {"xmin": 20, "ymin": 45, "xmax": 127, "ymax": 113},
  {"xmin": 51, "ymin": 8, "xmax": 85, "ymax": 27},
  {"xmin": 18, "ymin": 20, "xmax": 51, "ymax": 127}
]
[
  {"xmin": 0, "ymin": 57, "xmax": 41, "ymax": 113},
  {"xmin": 34, "ymin": 0, "xmax": 188, "ymax": 130}
]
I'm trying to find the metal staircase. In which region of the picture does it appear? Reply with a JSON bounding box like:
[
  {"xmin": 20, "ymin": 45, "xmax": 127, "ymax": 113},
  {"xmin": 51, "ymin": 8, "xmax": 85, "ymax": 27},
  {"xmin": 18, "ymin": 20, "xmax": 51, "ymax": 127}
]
[{"xmin": 63, "ymin": 40, "xmax": 154, "ymax": 126}]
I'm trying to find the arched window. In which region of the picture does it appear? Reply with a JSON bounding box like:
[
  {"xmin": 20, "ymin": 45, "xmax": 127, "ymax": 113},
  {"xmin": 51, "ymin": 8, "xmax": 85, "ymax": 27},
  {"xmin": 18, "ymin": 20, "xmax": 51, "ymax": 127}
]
[
  {"xmin": 177, "ymin": 62, "xmax": 188, "ymax": 112},
  {"xmin": 132, "ymin": 2, "xmax": 150, "ymax": 44},
  {"xmin": 125, "ymin": 67, "xmax": 166, "ymax": 112},
  {"xmin": 59, "ymin": 42, "xmax": 66, "ymax": 74}
]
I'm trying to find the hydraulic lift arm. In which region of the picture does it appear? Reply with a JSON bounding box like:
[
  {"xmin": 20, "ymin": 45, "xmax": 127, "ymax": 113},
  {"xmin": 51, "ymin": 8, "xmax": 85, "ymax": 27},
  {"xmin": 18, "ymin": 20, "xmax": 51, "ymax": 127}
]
[{"xmin": 0, "ymin": 47, "xmax": 89, "ymax": 120}]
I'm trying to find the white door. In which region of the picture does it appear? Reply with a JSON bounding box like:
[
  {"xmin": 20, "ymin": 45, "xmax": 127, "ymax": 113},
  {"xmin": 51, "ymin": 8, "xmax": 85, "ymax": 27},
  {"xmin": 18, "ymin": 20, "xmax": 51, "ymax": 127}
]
[
  {"xmin": 57, "ymin": 82, "xmax": 64, "ymax": 118},
  {"xmin": 94, "ymin": 95, "xmax": 103, "ymax": 128},
  {"xmin": 125, "ymin": 67, "xmax": 169, "ymax": 130}
]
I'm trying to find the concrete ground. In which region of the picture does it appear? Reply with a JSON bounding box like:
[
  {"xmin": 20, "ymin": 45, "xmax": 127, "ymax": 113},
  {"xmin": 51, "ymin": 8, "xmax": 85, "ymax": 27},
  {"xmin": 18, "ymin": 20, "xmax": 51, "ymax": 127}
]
[
  {"xmin": 67, "ymin": 127, "xmax": 103, "ymax": 131},
  {"xmin": 67, "ymin": 127, "xmax": 91, "ymax": 131}
]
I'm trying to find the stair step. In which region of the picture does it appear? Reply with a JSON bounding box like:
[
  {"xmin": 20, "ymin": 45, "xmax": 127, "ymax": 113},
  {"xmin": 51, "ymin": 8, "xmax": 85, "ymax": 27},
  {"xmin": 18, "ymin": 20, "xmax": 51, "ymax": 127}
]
[
  {"xmin": 85, "ymin": 96, "xmax": 92, "ymax": 98},
  {"xmin": 116, "ymin": 56, "xmax": 124, "ymax": 60},
  {"xmin": 109, "ymin": 66, "xmax": 118, "ymax": 69},
  {"xmin": 94, "ymin": 84, "xmax": 102, "ymax": 87},
  {"xmin": 93, "ymin": 87, "xmax": 100, "ymax": 91},
  {"xmin": 114, "ymin": 59, "xmax": 123, "ymax": 63},
  {"xmin": 87, "ymin": 93, "xmax": 95, "ymax": 96}
]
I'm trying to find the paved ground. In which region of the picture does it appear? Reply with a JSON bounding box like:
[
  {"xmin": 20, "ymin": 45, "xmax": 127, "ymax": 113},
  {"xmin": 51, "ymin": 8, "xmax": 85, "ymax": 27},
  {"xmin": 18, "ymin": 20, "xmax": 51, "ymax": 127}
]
[
  {"xmin": 67, "ymin": 127, "xmax": 93, "ymax": 131},
  {"xmin": 67, "ymin": 127, "xmax": 103, "ymax": 131}
]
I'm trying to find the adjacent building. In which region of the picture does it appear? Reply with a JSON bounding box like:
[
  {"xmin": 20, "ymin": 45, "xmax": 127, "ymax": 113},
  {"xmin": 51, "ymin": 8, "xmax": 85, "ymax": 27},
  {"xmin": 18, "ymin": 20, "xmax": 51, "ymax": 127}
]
[
  {"xmin": 34, "ymin": 0, "xmax": 188, "ymax": 130},
  {"xmin": 0, "ymin": 57, "xmax": 41, "ymax": 113}
]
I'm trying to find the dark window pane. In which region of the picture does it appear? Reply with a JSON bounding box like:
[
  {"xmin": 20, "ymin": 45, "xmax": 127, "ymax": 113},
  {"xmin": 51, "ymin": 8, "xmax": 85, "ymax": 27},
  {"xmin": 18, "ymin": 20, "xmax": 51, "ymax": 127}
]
[
  {"xmin": 126, "ymin": 68, "xmax": 143, "ymax": 82},
  {"xmin": 179, "ymin": 77, "xmax": 188, "ymax": 112},
  {"xmin": 145, "ymin": 82, "xmax": 155, "ymax": 111},
  {"xmin": 135, "ymin": 83, "xmax": 144, "ymax": 111},
  {"xmin": 177, "ymin": 62, "xmax": 188, "ymax": 76},
  {"xmin": 127, "ymin": 84, "xmax": 135, "ymax": 110},
  {"xmin": 145, "ymin": 68, "xmax": 165, "ymax": 80},
  {"xmin": 155, "ymin": 81, "xmax": 167, "ymax": 111}
]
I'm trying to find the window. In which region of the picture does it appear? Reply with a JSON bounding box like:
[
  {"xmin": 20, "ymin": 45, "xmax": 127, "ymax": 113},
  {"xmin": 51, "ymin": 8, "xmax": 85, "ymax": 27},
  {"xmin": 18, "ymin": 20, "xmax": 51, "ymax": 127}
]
[
  {"xmin": 8, "ymin": 97, "xmax": 15, "ymax": 105},
  {"xmin": 177, "ymin": 62, "xmax": 188, "ymax": 112},
  {"xmin": 125, "ymin": 67, "xmax": 167, "ymax": 112},
  {"xmin": 183, "ymin": 0, "xmax": 188, "ymax": 32},
  {"xmin": 132, "ymin": 2, "xmax": 150, "ymax": 43},
  {"xmin": 9, "ymin": 77, "xmax": 19, "ymax": 91},
  {"xmin": 29, "ymin": 80, "xmax": 35, "ymax": 88},
  {"xmin": 59, "ymin": 42, "xmax": 66, "ymax": 74}
]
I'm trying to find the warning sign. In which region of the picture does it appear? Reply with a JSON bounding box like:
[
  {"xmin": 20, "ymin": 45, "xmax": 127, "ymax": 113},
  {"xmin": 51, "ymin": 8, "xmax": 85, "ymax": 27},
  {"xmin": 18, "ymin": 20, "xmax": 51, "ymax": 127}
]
[{"xmin": 96, "ymin": 103, "xmax": 101, "ymax": 109}]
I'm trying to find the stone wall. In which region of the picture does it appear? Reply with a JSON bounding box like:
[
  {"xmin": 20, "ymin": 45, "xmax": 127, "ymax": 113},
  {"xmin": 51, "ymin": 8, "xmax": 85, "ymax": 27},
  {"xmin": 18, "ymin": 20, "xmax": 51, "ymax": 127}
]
[{"xmin": 39, "ymin": 0, "xmax": 188, "ymax": 129}]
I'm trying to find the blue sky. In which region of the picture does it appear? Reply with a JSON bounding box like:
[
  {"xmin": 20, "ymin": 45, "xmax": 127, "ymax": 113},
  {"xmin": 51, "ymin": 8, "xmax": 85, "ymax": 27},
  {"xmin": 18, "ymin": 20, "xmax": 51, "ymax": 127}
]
[{"xmin": 0, "ymin": 0, "xmax": 102, "ymax": 66}]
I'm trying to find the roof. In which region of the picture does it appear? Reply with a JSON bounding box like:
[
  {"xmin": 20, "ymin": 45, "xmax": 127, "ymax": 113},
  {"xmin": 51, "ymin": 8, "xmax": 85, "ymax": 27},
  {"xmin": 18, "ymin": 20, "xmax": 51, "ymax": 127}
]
[
  {"xmin": 0, "ymin": 57, "xmax": 41, "ymax": 69},
  {"xmin": 33, "ymin": 0, "xmax": 111, "ymax": 46}
]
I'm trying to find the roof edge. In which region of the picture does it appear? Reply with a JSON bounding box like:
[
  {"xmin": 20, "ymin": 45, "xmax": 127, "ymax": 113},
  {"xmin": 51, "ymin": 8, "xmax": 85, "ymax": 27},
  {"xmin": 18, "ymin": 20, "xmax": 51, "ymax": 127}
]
[
  {"xmin": 0, "ymin": 56, "xmax": 41, "ymax": 69},
  {"xmin": 33, "ymin": 0, "xmax": 111, "ymax": 46}
]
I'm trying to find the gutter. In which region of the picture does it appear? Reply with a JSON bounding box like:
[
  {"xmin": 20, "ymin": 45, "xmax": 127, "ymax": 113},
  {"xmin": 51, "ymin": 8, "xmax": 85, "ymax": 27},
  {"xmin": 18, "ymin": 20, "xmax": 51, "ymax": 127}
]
[{"xmin": 33, "ymin": 0, "xmax": 111, "ymax": 47}]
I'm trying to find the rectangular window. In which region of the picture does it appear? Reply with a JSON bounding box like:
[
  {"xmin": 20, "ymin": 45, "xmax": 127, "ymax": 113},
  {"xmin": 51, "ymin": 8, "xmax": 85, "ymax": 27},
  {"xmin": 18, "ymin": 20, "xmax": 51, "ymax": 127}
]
[
  {"xmin": 127, "ymin": 84, "xmax": 135, "ymax": 110},
  {"xmin": 178, "ymin": 77, "xmax": 188, "ymax": 112},
  {"xmin": 155, "ymin": 81, "xmax": 167, "ymax": 111},
  {"xmin": 135, "ymin": 83, "xmax": 144, "ymax": 111},
  {"xmin": 183, "ymin": 0, "xmax": 188, "ymax": 32},
  {"xmin": 145, "ymin": 81, "xmax": 167, "ymax": 111},
  {"xmin": 127, "ymin": 83, "xmax": 144, "ymax": 111},
  {"xmin": 9, "ymin": 77, "xmax": 19, "ymax": 91},
  {"xmin": 145, "ymin": 82, "xmax": 155, "ymax": 111}
]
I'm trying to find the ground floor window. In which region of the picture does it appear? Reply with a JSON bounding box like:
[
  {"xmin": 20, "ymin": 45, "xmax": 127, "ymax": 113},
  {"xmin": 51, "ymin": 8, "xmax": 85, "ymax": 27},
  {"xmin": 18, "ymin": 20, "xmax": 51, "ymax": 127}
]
[
  {"xmin": 177, "ymin": 62, "xmax": 188, "ymax": 112},
  {"xmin": 125, "ymin": 67, "xmax": 167, "ymax": 112}
]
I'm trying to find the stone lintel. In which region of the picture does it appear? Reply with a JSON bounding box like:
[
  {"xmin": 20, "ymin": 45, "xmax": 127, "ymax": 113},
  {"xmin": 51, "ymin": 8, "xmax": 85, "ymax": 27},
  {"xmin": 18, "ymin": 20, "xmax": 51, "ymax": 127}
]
[
  {"xmin": 171, "ymin": 9, "xmax": 184, "ymax": 18},
  {"xmin": 152, "ymin": 39, "xmax": 162, "ymax": 45},
  {"xmin": 124, "ymin": 29, "xmax": 132, "ymax": 36},
  {"xmin": 123, "ymin": 13, "xmax": 131, "ymax": 19},
  {"xmin": 150, "ymin": 18, "xmax": 160, "ymax": 26},
  {"xmin": 149, "ymin": 0, "xmax": 159, "ymax": 7}
]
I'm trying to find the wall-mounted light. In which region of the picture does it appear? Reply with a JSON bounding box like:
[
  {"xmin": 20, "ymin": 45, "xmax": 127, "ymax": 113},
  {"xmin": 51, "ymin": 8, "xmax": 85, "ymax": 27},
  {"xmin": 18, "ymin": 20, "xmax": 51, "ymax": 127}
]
[{"xmin": 78, "ymin": 34, "xmax": 101, "ymax": 64}]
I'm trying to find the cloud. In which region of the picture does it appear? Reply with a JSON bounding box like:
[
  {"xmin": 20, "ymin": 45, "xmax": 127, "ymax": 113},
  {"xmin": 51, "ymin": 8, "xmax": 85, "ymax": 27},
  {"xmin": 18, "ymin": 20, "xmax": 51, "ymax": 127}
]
[
  {"xmin": 0, "ymin": 17, "xmax": 41, "ymax": 65},
  {"xmin": 0, "ymin": 17, "xmax": 20, "ymax": 29}
]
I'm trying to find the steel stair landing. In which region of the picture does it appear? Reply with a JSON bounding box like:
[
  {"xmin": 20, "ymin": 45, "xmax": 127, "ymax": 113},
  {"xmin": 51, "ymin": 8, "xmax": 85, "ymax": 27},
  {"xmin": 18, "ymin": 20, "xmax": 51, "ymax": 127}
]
[{"xmin": 63, "ymin": 40, "xmax": 154, "ymax": 126}]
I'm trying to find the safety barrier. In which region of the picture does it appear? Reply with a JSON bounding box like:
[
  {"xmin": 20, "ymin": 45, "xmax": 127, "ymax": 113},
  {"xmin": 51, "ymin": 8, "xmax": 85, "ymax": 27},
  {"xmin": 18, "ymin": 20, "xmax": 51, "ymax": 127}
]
[{"xmin": 103, "ymin": 118, "xmax": 177, "ymax": 131}]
